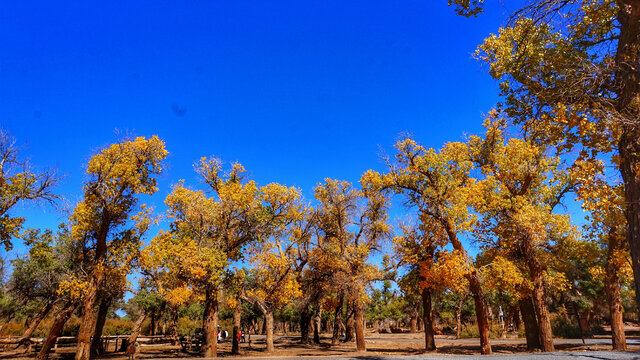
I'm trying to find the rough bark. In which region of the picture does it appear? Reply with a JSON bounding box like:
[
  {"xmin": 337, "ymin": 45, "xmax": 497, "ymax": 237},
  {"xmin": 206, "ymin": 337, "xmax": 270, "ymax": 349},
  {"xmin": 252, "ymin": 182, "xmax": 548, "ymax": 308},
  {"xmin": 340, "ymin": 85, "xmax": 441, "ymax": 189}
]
[
  {"xmin": 169, "ymin": 306, "xmax": 179, "ymax": 345},
  {"xmin": 605, "ymin": 230, "xmax": 627, "ymax": 351},
  {"xmin": 421, "ymin": 288, "xmax": 436, "ymax": 351},
  {"xmin": 75, "ymin": 271, "xmax": 104, "ymax": 360},
  {"xmin": 410, "ymin": 314, "xmax": 418, "ymax": 334},
  {"xmin": 523, "ymin": 235, "xmax": 554, "ymax": 352},
  {"xmin": 15, "ymin": 300, "xmax": 55, "ymax": 349},
  {"xmin": 331, "ymin": 292, "xmax": 344, "ymax": 345},
  {"xmin": 90, "ymin": 296, "xmax": 111, "ymax": 356},
  {"xmin": 354, "ymin": 299, "xmax": 366, "ymax": 352},
  {"xmin": 467, "ymin": 271, "xmax": 492, "ymax": 354},
  {"xmin": 265, "ymin": 310, "xmax": 275, "ymax": 353},
  {"xmin": 232, "ymin": 299, "xmax": 241, "ymax": 354},
  {"xmin": 37, "ymin": 301, "xmax": 78, "ymax": 360},
  {"xmin": 120, "ymin": 311, "xmax": 147, "ymax": 352},
  {"xmin": 300, "ymin": 304, "xmax": 311, "ymax": 343},
  {"xmin": 202, "ymin": 287, "xmax": 219, "ymax": 358},
  {"xmin": 614, "ymin": 0, "xmax": 640, "ymax": 319},
  {"xmin": 313, "ymin": 307, "xmax": 321, "ymax": 344},
  {"xmin": 519, "ymin": 297, "xmax": 541, "ymax": 351},
  {"xmin": 455, "ymin": 294, "xmax": 467, "ymax": 339},
  {"xmin": 344, "ymin": 302, "xmax": 355, "ymax": 342}
]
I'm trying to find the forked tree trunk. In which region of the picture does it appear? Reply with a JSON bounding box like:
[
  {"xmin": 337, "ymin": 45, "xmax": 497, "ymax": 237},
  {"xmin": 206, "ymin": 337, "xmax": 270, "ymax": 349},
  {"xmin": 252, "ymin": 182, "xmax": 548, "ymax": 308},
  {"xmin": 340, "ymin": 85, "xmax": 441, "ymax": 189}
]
[
  {"xmin": 37, "ymin": 301, "xmax": 78, "ymax": 360},
  {"xmin": 232, "ymin": 299, "xmax": 241, "ymax": 354},
  {"xmin": 523, "ymin": 235, "xmax": 554, "ymax": 352},
  {"xmin": 421, "ymin": 288, "xmax": 436, "ymax": 351},
  {"xmin": 203, "ymin": 287, "xmax": 219, "ymax": 358},
  {"xmin": 519, "ymin": 297, "xmax": 541, "ymax": 351},
  {"xmin": 75, "ymin": 270, "xmax": 105, "ymax": 360},
  {"xmin": 331, "ymin": 292, "xmax": 344, "ymax": 345},
  {"xmin": 354, "ymin": 299, "xmax": 366, "ymax": 352},
  {"xmin": 605, "ymin": 230, "xmax": 627, "ymax": 351},
  {"xmin": 90, "ymin": 296, "xmax": 111, "ymax": 356}
]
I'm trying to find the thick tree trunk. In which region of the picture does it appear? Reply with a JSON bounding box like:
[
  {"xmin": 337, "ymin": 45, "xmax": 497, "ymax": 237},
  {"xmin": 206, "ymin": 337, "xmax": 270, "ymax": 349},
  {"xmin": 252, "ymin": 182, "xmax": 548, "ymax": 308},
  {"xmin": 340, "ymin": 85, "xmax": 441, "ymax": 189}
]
[
  {"xmin": 300, "ymin": 304, "xmax": 311, "ymax": 343},
  {"xmin": 345, "ymin": 302, "xmax": 355, "ymax": 342},
  {"xmin": 519, "ymin": 297, "xmax": 541, "ymax": 351},
  {"xmin": 421, "ymin": 288, "xmax": 436, "ymax": 351},
  {"xmin": 410, "ymin": 314, "xmax": 418, "ymax": 334},
  {"xmin": 75, "ymin": 271, "xmax": 104, "ymax": 360},
  {"xmin": 331, "ymin": 292, "xmax": 344, "ymax": 345},
  {"xmin": 467, "ymin": 271, "xmax": 492, "ymax": 355},
  {"xmin": 37, "ymin": 301, "xmax": 78, "ymax": 360},
  {"xmin": 90, "ymin": 296, "xmax": 111, "ymax": 356},
  {"xmin": 203, "ymin": 287, "xmax": 219, "ymax": 358},
  {"xmin": 615, "ymin": 0, "xmax": 640, "ymax": 319},
  {"xmin": 169, "ymin": 306, "xmax": 179, "ymax": 345},
  {"xmin": 265, "ymin": 310, "xmax": 275, "ymax": 353},
  {"xmin": 525, "ymin": 246, "xmax": 554, "ymax": 352},
  {"xmin": 232, "ymin": 299, "xmax": 241, "ymax": 354},
  {"xmin": 605, "ymin": 230, "xmax": 627, "ymax": 351},
  {"xmin": 16, "ymin": 300, "xmax": 55, "ymax": 349},
  {"xmin": 354, "ymin": 299, "xmax": 366, "ymax": 352},
  {"xmin": 313, "ymin": 307, "xmax": 321, "ymax": 344}
]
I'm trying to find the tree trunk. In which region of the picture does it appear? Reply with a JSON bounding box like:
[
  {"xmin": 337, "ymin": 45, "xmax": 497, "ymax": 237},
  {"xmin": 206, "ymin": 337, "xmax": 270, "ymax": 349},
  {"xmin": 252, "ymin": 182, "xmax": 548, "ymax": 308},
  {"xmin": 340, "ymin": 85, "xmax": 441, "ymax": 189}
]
[
  {"xmin": 421, "ymin": 288, "xmax": 436, "ymax": 351},
  {"xmin": 16, "ymin": 300, "xmax": 55, "ymax": 349},
  {"xmin": 354, "ymin": 299, "xmax": 366, "ymax": 352},
  {"xmin": 203, "ymin": 287, "xmax": 219, "ymax": 358},
  {"xmin": 313, "ymin": 307, "xmax": 321, "ymax": 344},
  {"xmin": 300, "ymin": 304, "xmax": 311, "ymax": 343},
  {"xmin": 605, "ymin": 230, "xmax": 627, "ymax": 351},
  {"xmin": 331, "ymin": 292, "xmax": 344, "ymax": 345},
  {"xmin": 75, "ymin": 271, "xmax": 104, "ymax": 360},
  {"xmin": 614, "ymin": 0, "xmax": 640, "ymax": 321},
  {"xmin": 169, "ymin": 306, "xmax": 179, "ymax": 345},
  {"xmin": 265, "ymin": 310, "xmax": 275, "ymax": 353},
  {"xmin": 410, "ymin": 314, "xmax": 418, "ymax": 334},
  {"xmin": 37, "ymin": 301, "xmax": 78, "ymax": 360},
  {"xmin": 121, "ymin": 311, "xmax": 146, "ymax": 352},
  {"xmin": 149, "ymin": 313, "xmax": 156, "ymax": 336},
  {"xmin": 467, "ymin": 271, "xmax": 492, "ymax": 354},
  {"xmin": 90, "ymin": 296, "xmax": 111, "ymax": 356},
  {"xmin": 344, "ymin": 302, "xmax": 354, "ymax": 342},
  {"xmin": 232, "ymin": 298, "xmax": 241, "ymax": 354},
  {"xmin": 527, "ymin": 257, "xmax": 554, "ymax": 352},
  {"xmin": 455, "ymin": 294, "xmax": 466, "ymax": 339},
  {"xmin": 519, "ymin": 297, "xmax": 541, "ymax": 351}
]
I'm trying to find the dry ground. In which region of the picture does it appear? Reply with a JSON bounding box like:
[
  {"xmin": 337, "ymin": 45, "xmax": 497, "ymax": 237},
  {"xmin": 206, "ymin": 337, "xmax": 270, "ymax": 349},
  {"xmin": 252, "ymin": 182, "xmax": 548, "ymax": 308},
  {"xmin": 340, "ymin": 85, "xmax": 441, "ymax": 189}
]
[{"xmin": 2, "ymin": 331, "xmax": 640, "ymax": 359}]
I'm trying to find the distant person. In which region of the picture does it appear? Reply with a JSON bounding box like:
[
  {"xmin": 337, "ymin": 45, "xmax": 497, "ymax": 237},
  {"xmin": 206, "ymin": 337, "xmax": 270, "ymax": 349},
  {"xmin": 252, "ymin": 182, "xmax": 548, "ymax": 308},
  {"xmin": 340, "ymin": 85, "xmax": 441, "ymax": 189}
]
[
  {"xmin": 241, "ymin": 330, "xmax": 245, "ymax": 343},
  {"xmin": 127, "ymin": 342, "xmax": 136, "ymax": 360}
]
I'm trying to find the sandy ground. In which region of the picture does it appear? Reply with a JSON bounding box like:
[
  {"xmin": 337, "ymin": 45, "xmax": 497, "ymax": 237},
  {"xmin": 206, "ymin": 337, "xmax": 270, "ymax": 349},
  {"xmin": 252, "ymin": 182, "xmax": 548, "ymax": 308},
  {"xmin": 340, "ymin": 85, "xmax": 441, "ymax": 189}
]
[{"xmin": 2, "ymin": 331, "xmax": 640, "ymax": 359}]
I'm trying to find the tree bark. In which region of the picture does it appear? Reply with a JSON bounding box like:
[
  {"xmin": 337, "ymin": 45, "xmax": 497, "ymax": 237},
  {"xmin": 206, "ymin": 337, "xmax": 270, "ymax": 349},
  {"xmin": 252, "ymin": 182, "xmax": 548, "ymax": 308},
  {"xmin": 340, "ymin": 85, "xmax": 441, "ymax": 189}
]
[
  {"xmin": 265, "ymin": 310, "xmax": 275, "ymax": 353},
  {"xmin": 232, "ymin": 298, "xmax": 241, "ymax": 354},
  {"xmin": 300, "ymin": 304, "xmax": 311, "ymax": 343},
  {"xmin": 455, "ymin": 294, "xmax": 467, "ymax": 339},
  {"xmin": 75, "ymin": 270, "xmax": 105, "ymax": 360},
  {"xmin": 614, "ymin": 0, "xmax": 640, "ymax": 319},
  {"xmin": 524, "ymin": 242, "xmax": 554, "ymax": 352},
  {"xmin": 121, "ymin": 311, "xmax": 146, "ymax": 352},
  {"xmin": 519, "ymin": 297, "xmax": 541, "ymax": 351},
  {"xmin": 344, "ymin": 302, "xmax": 355, "ymax": 342},
  {"xmin": 169, "ymin": 306, "xmax": 179, "ymax": 345},
  {"xmin": 331, "ymin": 292, "xmax": 344, "ymax": 345},
  {"xmin": 354, "ymin": 299, "xmax": 366, "ymax": 352},
  {"xmin": 90, "ymin": 296, "xmax": 111, "ymax": 356},
  {"xmin": 313, "ymin": 307, "xmax": 321, "ymax": 344},
  {"xmin": 203, "ymin": 287, "xmax": 219, "ymax": 358},
  {"xmin": 467, "ymin": 271, "xmax": 492, "ymax": 354},
  {"xmin": 421, "ymin": 288, "xmax": 436, "ymax": 351},
  {"xmin": 410, "ymin": 314, "xmax": 418, "ymax": 334},
  {"xmin": 37, "ymin": 301, "xmax": 78, "ymax": 360},
  {"xmin": 605, "ymin": 230, "xmax": 627, "ymax": 351},
  {"xmin": 16, "ymin": 300, "xmax": 55, "ymax": 349}
]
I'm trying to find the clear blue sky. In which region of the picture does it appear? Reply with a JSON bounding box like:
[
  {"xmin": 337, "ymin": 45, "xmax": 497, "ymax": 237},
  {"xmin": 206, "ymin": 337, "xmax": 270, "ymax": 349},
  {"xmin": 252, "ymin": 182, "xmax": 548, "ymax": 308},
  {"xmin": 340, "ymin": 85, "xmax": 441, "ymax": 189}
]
[{"xmin": 1, "ymin": 1, "xmax": 531, "ymax": 259}]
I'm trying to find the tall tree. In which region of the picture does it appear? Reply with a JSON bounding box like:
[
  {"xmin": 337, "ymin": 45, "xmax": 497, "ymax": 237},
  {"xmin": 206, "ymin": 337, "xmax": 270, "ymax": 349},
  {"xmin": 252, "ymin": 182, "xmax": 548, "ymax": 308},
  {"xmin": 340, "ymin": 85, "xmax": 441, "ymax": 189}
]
[
  {"xmin": 453, "ymin": 0, "xmax": 640, "ymax": 314},
  {"xmin": 71, "ymin": 136, "xmax": 167, "ymax": 360}
]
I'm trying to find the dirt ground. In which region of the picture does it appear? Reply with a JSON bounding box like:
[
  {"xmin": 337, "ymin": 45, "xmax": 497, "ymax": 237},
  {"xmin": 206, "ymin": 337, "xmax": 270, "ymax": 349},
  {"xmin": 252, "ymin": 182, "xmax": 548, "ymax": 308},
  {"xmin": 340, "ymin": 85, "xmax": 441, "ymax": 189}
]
[{"xmin": 2, "ymin": 331, "xmax": 639, "ymax": 359}]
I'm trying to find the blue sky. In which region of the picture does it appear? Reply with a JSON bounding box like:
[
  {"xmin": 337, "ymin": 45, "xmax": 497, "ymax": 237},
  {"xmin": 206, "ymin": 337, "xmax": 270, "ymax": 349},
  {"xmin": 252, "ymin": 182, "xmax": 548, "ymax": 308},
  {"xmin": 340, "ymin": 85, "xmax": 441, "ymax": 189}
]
[{"xmin": 0, "ymin": 0, "xmax": 538, "ymax": 261}]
